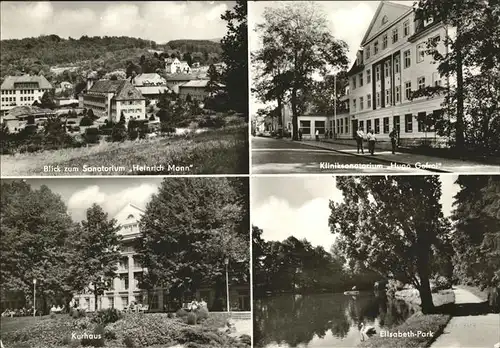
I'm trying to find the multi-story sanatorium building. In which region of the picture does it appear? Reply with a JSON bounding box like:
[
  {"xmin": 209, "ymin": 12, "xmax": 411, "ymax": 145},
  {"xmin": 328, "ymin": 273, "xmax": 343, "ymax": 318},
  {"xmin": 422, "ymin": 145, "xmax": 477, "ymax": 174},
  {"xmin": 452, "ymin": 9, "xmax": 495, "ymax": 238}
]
[
  {"xmin": 347, "ymin": 1, "xmax": 453, "ymax": 146},
  {"xmin": 73, "ymin": 203, "xmax": 250, "ymax": 313},
  {"xmin": 0, "ymin": 75, "xmax": 54, "ymax": 116}
]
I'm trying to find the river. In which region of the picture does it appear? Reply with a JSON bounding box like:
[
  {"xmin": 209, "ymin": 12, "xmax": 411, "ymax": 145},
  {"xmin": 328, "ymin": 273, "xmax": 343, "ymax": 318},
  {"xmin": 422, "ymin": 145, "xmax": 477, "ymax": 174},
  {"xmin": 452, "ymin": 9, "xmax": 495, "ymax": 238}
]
[{"xmin": 254, "ymin": 291, "xmax": 416, "ymax": 348}]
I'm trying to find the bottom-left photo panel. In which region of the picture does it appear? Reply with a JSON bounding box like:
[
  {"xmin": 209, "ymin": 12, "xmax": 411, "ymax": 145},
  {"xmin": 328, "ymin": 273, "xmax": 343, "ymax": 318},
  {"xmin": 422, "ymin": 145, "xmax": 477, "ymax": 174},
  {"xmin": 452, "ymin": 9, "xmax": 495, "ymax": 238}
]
[{"xmin": 0, "ymin": 177, "xmax": 251, "ymax": 348}]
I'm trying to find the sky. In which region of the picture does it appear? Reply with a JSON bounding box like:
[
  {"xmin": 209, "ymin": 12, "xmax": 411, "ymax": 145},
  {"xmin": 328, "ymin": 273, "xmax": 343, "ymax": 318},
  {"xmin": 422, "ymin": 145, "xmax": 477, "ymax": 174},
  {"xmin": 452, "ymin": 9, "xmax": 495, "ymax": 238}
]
[
  {"xmin": 252, "ymin": 175, "xmax": 460, "ymax": 251},
  {"xmin": 249, "ymin": 0, "xmax": 416, "ymax": 113},
  {"xmin": 0, "ymin": 1, "xmax": 234, "ymax": 42},
  {"xmin": 14, "ymin": 177, "xmax": 164, "ymax": 222}
]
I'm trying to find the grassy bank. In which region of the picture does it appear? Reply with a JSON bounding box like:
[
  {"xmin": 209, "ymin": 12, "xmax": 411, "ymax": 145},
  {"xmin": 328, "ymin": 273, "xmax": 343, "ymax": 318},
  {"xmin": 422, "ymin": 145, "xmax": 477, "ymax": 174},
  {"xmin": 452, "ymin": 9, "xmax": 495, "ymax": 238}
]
[
  {"xmin": 358, "ymin": 290, "xmax": 455, "ymax": 348},
  {"xmin": 1, "ymin": 312, "xmax": 251, "ymax": 348},
  {"xmin": 0, "ymin": 125, "xmax": 248, "ymax": 176}
]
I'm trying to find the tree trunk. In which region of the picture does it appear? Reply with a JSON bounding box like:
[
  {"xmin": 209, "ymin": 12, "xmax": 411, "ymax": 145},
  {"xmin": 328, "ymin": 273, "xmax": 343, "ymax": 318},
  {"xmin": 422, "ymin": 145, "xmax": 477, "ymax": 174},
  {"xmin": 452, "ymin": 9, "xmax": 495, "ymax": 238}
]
[
  {"xmin": 292, "ymin": 50, "xmax": 299, "ymax": 141},
  {"xmin": 417, "ymin": 251, "xmax": 434, "ymax": 313},
  {"xmin": 277, "ymin": 96, "xmax": 283, "ymax": 137},
  {"xmin": 94, "ymin": 291, "xmax": 99, "ymax": 312},
  {"xmin": 455, "ymin": 24, "xmax": 465, "ymax": 151}
]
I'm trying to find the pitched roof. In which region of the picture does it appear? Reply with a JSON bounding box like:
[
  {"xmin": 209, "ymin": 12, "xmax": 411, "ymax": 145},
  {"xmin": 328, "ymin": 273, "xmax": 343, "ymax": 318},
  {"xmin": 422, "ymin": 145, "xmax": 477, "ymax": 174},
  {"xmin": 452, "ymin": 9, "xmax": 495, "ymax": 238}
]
[
  {"xmin": 179, "ymin": 80, "xmax": 225, "ymax": 88},
  {"xmin": 136, "ymin": 86, "xmax": 171, "ymax": 95},
  {"xmin": 166, "ymin": 73, "xmax": 202, "ymax": 82},
  {"xmin": 132, "ymin": 73, "xmax": 166, "ymax": 86},
  {"xmin": 7, "ymin": 105, "xmax": 55, "ymax": 118},
  {"xmin": 88, "ymin": 80, "xmax": 144, "ymax": 100},
  {"xmin": 1, "ymin": 75, "xmax": 53, "ymax": 90}
]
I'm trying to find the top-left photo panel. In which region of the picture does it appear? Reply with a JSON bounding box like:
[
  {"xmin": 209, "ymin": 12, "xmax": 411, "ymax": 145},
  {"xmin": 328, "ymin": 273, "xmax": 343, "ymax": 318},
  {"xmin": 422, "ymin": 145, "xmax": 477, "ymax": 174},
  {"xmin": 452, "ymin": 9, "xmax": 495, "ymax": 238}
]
[{"xmin": 0, "ymin": 1, "xmax": 249, "ymax": 176}]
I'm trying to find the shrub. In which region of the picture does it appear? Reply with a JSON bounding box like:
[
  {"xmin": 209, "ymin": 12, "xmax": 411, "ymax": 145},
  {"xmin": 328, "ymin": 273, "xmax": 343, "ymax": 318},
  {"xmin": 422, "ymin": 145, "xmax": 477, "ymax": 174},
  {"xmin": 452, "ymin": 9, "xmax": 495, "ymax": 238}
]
[
  {"xmin": 195, "ymin": 307, "xmax": 209, "ymax": 321},
  {"xmin": 92, "ymin": 308, "xmax": 123, "ymax": 326},
  {"xmin": 84, "ymin": 127, "xmax": 100, "ymax": 144},
  {"xmin": 123, "ymin": 335, "xmax": 136, "ymax": 348},
  {"xmin": 79, "ymin": 116, "xmax": 94, "ymax": 127},
  {"xmin": 187, "ymin": 312, "xmax": 197, "ymax": 325},
  {"xmin": 239, "ymin": 334, "xmax": 252, "ymax": 345},
  {"xmin": 176, "ymin": 308, "xmax": 188, "ymax": 318},
  {"xmin": 432, "ymin": 275, "xmax": 452, "ymax": 292},
  {"xmin": 78, "ymin": 309, "xmax": 87, "ymax": 318},
  {"xmin": 104, "ymin": 328, "xmax": 117, "ymax": 340},
  {"xmin": 81, "ymin": 324, "xmax": 105, "ymax": 347},
  {"xmin": 50, "ymin": 312, "xmax": 57, "ymax": 319},
  {"xmin": 71, "ymin": 308, "xmax": 79, "ymax": 319}
]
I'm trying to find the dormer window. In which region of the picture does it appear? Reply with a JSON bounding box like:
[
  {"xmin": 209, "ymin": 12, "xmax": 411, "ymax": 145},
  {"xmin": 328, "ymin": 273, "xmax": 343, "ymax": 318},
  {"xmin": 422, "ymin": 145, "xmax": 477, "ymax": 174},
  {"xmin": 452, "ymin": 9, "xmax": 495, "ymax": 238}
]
[
  {"xmin": 127, "ymin": 214, "xmax": 134, "ymax": 219},
  {"xmin": 424, "ymin": 17, "xmax": 434, "ymax": 26},
  {"xmin": 381, "ymin": 15, "xmax": 388, "ymax": 25}
]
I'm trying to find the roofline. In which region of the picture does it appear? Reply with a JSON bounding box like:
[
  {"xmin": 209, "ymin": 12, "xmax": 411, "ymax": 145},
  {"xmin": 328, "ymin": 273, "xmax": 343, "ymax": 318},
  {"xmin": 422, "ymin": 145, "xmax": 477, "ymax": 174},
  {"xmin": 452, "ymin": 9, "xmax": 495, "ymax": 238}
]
[{"xmin": 113, "ymin": 202, "xmax": 146, "ymax": 220}]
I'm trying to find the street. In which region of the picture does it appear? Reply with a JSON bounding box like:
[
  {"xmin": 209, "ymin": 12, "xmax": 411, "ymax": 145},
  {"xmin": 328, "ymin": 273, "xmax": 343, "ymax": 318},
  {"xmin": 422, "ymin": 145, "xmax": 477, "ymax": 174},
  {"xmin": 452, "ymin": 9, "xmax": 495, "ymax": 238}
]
[{"xmin": 251, "ymin": 137, "xmax": 500, "ymax": 174}]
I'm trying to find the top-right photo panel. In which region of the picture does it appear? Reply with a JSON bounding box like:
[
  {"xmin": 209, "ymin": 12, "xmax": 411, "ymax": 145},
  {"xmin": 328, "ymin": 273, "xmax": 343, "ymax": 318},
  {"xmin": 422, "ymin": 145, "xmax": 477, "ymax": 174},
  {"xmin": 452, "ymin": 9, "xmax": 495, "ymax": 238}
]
[{"xmin": 250, "ymin": 0, "xmax": 500, "ymax": 174}]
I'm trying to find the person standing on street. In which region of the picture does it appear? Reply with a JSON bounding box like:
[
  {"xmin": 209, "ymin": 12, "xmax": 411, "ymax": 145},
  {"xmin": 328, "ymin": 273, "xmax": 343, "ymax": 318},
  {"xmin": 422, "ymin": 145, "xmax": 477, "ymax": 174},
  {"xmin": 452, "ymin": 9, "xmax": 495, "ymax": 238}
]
[
  {"xmin": 367, "ymin": 129, "xmax": 376, "ymax": 155},
  {"xmin": 389, "ymin": 127, "xmax": 398, "ymax": 154},
  {"xmin": 298, "ymin": 128, "xmax": 303, "ymax": 141},
  {"xmin": 356, "ymin": 128, "xmax": 365, "ymax": 154},
  {"xmin": 315, "ymin": 129, "xmax": 319, "ymax": 141}
]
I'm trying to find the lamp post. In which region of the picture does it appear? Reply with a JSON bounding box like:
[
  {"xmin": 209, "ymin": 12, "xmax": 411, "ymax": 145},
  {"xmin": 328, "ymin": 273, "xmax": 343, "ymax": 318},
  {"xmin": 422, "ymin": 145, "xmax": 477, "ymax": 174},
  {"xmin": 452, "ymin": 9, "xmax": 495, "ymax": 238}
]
[
  {"xmin": 33, "ymin": 279, "xmax": 36, "ymax": 318},
  {"xmin": 224, "ymin": 257, "xmax": 230, "ymax": 313},
  {"xmin": 333, "ymin": 73, "xmax": 337, "ymax": 139}
]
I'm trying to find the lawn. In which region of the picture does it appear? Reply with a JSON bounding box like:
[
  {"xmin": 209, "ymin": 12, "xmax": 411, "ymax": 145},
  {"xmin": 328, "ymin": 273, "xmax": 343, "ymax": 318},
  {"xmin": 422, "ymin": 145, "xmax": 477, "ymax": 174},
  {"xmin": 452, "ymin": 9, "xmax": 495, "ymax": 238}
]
[
  {"xmin": 358, "ymin": 289, "xmax": 455, "ymax": 348},
  {"xmin": 1, "ymin": 312, "xmax": 251, "ymax": 348},
  {"xmin": 0, "ymin": 125, "xmax": 249, "ymax": 176}
]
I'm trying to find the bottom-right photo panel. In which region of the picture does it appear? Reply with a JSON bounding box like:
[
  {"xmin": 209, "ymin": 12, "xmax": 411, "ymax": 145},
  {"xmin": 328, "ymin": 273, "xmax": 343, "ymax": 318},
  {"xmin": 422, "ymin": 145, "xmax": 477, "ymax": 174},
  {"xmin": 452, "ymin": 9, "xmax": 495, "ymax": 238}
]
[{"xmin": 252, "ymin": 175, "xmax": 500, "ymax": 348}]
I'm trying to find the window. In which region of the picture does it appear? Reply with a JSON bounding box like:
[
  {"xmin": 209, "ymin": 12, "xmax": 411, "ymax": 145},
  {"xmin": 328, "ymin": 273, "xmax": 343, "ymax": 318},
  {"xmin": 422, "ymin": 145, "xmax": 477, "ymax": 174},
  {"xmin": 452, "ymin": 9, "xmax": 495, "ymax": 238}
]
[
  {"xmin": 404, "ymin": 50, "xmax": 411, "ymax": 68},
  {"xmin": 352, "ymin": 76, "xmax": 356, "ymax": 89},
  {"xmin": 376, "ymin": 66, "xmax": 381, "ymax": 81},
  {"xmin": 405, "ymin": 81, "xmax": 412, "ymax": 100},
  {"xmin": 417, "ymin": 44, "xmax": 425, "ymax": 63},
  {"xmin": 374, "ymin": 41, "xmax": 379, "ymax": 54},
  {"xmin": 367, "ymin": 69, "xmax": 371, "ymax": 84},
  {"xmin": 360, "ymin": 96, "xmax": 364, "ymax": 110},
  {"xmin": 122, "ymin": 296, "xmax": 129, "ymax": 308},
  {"xmin": 150, "ymin": 294, "xmax": 159, "ymax": 310},
  {"xmin": 367, "ymin": 119, "xmax": 372, "ymax": 132},
  {"xmin": 315, "ymin": 121, "xmax": 325, "ymax": 134},
  {"xmin": 418, "ymin": 112, "xmax": 427, "ymax": 132},
  {"xmin": 299, "ymin": 120, "xmax": 311, "ymax": 135},
  {"xmin": 382, "ymin": 15, "xmax": 388, "ymax": 25},
  {"xmin": 109, "ymin": 297, "xmax": 114, "ymax": 309},
  {"xmin": 359, "ymin": 72, "xmax": 364, "ymax": 87},
  {"xmin": 352, "ymin": 99, "xmax": 357, "ymax": 111},
  {"xmin": 395, "ymin": 86, "xmax": 401, "ymax": 103},
  {"xmin": 384, "ymin": 61, "xmax": 391, "ymax": 77},
  {"xmin": 393, "ymin": 115, "xmax": 400, "ymax": 133},
  {"xmin": 392, "ymin": 28, "xmax": 399, "ymax": 43},
  {"xmin": 383, "ymin": 117, "xmax": 390, "ymax": 133},
  {"xmin": 424, "ymin": 17, "xmax": 434, "ymax": 26},
  {"xmin": 365, "ymin": 46, "xmax": 371, "ymax": 59},
  {"xmin": 395, "ymin": 56, "xmax": 400, "ymax": 73},
  {"xmin": 403, "ymin": 20, "xmax": 410, "ymax": 36},
  {"xmin": 385, "ymin": 88, "xmax": 391, "ymax": 105},
  {"xmin": 336, "ymin": 119, "xmax": 340, "ymax": 135},
  {"xmin": 359, "ymin": 120, "xmax": 364, "ymax": 132},
  {"xmin": 340, "ymin": 118, "xmax": 344, "ymax": 134},
  {"xmin": 376, "ymin": 92, "xmax": 381, "ymax": 107},
  {"xmin": 122, "ymin": 274, "xmax": 129, "ymax": 290},
  {"xmin": 367, "ymin": 94, "xmax": 372, "ymax": 108},
  {"xmin": 418, "ymin": 76, "xmax": 426, "ymax": 90},
  {"xmin": 405, "ymin": 113, "xmax": 413, "ymax": 132},
  {"xmin": 345, "ymin": 117, "xmax": 349, "ymax": 133},
  {"xmin": 374, "ymin": 118, "xmax": 380, "ymax": 134},
  {"xmin": 382, "ymin": 34, "xmax": 388, "ymax": 49}
]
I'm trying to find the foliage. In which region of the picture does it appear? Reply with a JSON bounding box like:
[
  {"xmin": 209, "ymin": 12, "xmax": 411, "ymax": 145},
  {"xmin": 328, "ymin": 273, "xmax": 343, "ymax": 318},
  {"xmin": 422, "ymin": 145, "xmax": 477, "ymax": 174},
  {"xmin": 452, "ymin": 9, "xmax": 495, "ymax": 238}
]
[
  {"xmin": 253, "ymin": 2, "xmax": 349, "ymax": 140},
  {"xmin": 39, "ymin": 91, "xmax": 56, "ymax": 110},
  {"xmin": 111, "ymin": 114, "xmax": 127, "ymax": 142},
  {"xmin": 79, "ymin": 116, "xmax": 94, "ymax": 127},
  {"xmin": 135, "ymin": 177, "xmax": 249, "ymax": 304},
  {"xmin": 69, "ymin": 204, "xmax": 122, "ymax": 311},
  {"xmin": 329, "ymin": 176, "xmax": 451, "ymax": 313},
  {"xmin": 91, "ymin": 308, "xmax": 123, "ymax": 326},
  {"xmin": 220, "ymin": 0, "xmax": 248, "ymax": 115},
  {"xmin": 187, "ymin": 312, "xmax": 198, "ymax": 325},
  {"xmin": 451, "ymin": 175, "xmax": 500, "ymax": 288}
]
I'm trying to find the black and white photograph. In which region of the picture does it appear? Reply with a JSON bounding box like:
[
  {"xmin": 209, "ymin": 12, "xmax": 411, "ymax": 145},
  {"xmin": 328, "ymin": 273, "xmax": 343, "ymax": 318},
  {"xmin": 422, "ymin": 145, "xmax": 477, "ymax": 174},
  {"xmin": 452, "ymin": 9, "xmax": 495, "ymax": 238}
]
[
  {"xmin": 0, "ymin": 1, "xmax": 249, "ymax": 176},
  {"xmin": 252, "ymin": 175, "xmax": 500, "ymax": 348},
  {"xmin": 250, "ymin": 0, "xmax": 500, "ymax": 174},
  {"xmin": 0, "ymin": 177, "xmax": 251, "ymax": 348}
]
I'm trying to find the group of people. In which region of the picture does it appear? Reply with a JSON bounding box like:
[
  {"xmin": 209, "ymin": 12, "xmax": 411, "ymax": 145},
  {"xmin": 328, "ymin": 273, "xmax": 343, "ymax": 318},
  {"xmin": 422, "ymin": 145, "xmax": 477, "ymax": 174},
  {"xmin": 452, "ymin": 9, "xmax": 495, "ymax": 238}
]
[
  {"xmin": 1, "ymin": 307, "xmax": 36, "ymax": 317},
  {"xmin": 355, "ymin": 127, "xmax": 399, "ymax": 155}
]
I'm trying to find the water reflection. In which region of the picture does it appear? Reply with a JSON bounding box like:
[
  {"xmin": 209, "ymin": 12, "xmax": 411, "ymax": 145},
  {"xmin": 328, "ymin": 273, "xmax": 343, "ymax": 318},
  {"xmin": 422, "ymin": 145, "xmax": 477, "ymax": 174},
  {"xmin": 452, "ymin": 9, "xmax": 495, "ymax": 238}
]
[{"xmin": 254, "ymin": 291, "xmax": 416, "ymax": 348}]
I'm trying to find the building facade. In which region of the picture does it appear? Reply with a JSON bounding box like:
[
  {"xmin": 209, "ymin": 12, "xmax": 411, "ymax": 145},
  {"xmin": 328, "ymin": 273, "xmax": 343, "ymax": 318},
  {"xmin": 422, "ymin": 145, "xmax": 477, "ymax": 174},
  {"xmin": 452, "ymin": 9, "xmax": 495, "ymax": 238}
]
[
  {"xmin": 73, "ymin": 203, "xmax": 250, "ymax": 313},
  {"xmin": 0, "ymin": 75, "xmax": 54, "ymax": 116},
  {"xmin": 348, "ymin": 1, "xmax": 451, "ymax": 146},
  {"xmin": 165, "ymin": 58, "xmax": 191, "ymax": 74},
  {"xmin": 131, "ymin": 73, "xmax": 171, "ymax": 105},
  {"xmin": 178, "ymin": 80, "xmax": 223, "ymax": 101},
  {"xmin": 81, "ymin": 79, "xmax": 146, "ymax": 123}
]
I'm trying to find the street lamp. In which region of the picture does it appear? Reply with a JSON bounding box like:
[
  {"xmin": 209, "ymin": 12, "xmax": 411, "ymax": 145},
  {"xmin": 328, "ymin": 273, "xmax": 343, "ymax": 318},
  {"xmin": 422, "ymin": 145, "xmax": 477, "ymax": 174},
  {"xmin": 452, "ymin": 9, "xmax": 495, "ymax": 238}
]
[
  {"xmin": 224, "ymin": 257, "xmax": 230, "ymax": 313},
  {"xmin": 33, "ymin": 279, "xmax": 36, "ymax": 318},
  {"xmin": 333, "ymin": 73, "xmax": 337, "ymax": 140}
]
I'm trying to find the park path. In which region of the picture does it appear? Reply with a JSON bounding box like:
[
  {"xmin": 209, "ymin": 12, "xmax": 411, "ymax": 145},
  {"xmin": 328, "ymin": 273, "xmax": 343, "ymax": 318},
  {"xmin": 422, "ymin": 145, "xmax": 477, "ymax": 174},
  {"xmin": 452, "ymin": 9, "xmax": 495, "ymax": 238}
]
[{"xmin": 431, "ymin": 287, "xmax": 500, "ymax": 348}]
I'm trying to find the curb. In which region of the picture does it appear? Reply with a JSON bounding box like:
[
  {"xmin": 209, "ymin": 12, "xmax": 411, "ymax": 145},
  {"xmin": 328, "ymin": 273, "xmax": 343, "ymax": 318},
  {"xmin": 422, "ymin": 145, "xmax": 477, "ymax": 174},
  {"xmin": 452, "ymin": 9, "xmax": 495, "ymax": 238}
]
[{"xmin": 290, "ymin": 140, "xmax": 450, "ymax": 173}]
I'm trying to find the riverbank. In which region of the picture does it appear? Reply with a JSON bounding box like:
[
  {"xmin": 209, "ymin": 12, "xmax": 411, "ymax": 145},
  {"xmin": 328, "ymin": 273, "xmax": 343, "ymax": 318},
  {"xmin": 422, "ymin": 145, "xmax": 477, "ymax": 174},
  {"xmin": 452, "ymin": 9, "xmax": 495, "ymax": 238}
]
[{"xmin": 358, "ymin": 290, "xmax": 455, "ymax": 348}]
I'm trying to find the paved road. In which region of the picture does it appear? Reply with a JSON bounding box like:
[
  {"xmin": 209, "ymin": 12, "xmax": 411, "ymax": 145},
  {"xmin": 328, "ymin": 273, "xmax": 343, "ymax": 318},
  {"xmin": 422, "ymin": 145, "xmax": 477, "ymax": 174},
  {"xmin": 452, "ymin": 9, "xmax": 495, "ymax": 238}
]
[
  {"xmin": 431, "ymin": 287, "xmax": 500, "ymax": 348},
  {"xmin": 252, "ymin": 137, "xmax": 429, "ymax": 174}
]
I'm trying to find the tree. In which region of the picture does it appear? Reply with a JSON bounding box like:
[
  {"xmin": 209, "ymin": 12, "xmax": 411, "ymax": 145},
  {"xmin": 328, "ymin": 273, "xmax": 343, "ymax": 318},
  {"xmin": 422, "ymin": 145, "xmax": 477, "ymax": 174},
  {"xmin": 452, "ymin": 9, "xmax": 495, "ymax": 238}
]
[
  {"xmin": 182, "ymin": 52, "xmax": 193, "ymax": 66},
  {"xmin": 135, "ymin": 178, "xmax": 249, "ymax": 308},
  {"xmin": 39, "ymin": 91, "xmax": 56, "ymax": 109},
  {"xmin": 329, "ymin": 176, "xmax": 449, "ymax": 313},
  {"xmin": 111, "ymin": 112, "xmax": 127, "ymax": 141},
  {"xmin": 79, "ymin": 116, "xmax": 94, "ymax": 127},
  {"xmin": 220, "ymin": 0, "xmax": 248, "ymax": 115},
  {"xmin": 87, "ymin": 109, "xmax": 95, "ymax": 120},
  {"xmin": 414, "ymin": 0, "xmax": 500, "ymax": 154},
  {"xmin": 1, "ymin": 181, "xmax": 75, "ymax": 313},
  {"xmin": 253, "ymin": 2, "xmax": 349, "ymax": 140},
  {"xmin": 451, "ymin": 176, "xmax": 500, "ymax": 289},
  {"xmin": 205, "ymin": 64, "xmax": 222, "ymax": 98},
  {"xmin": 71, "ymin": 204, "xmax": 122, "ymax": 312}
]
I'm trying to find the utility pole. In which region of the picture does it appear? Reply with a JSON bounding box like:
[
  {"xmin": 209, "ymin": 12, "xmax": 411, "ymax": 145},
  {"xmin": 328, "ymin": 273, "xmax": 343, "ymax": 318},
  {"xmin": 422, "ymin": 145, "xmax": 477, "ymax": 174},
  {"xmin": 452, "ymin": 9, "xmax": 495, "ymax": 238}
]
[{"xmin": 334, "ymin": 73, "xmax": 337, "ymax": 139}]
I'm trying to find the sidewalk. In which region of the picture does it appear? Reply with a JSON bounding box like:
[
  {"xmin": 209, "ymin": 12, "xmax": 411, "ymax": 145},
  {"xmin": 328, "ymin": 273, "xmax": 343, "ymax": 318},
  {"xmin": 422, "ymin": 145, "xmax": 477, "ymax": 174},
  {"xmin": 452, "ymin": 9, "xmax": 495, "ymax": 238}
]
[
  {"xmin": 293, "ymin": 139, "xmax": 500, "ymax": 173},
  {"xmin": 431, "ymin": 287, "xmax": 500, "ymax": 348}
]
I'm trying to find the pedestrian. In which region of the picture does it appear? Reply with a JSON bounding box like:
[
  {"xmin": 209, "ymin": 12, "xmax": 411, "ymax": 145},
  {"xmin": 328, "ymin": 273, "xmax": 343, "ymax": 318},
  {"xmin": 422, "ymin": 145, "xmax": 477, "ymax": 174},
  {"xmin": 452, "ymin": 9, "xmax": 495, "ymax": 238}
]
[
  {"xmin": 315, "ymin": 129, "xmax": 319, "ymax": 141},
  {"xmin": 389, "ymin": 127, "xmax": 398, "ymax": 154},
  {"xmin": 356, "ymin": 128, "xmax": 365, "ymax": 154},
  {"xmin": 367, "ymin": 129, "xmax": 376, "ymax": 155},
  {"xmin": 325, "ymin": 130, "xmax": 329, "ymax": 139},
  {"xmin": 298, "ymin": 128, "xmax": 303, "ymax": 141}
]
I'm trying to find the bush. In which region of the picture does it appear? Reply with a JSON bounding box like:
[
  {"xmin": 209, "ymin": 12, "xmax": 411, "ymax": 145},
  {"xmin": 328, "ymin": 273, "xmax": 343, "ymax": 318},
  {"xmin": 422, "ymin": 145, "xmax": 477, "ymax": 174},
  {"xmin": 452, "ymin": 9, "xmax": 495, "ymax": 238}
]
[
  {"xmin": 187, "ymin": 312, "xmax": 197, "ymax": 325},
  {"xmin": 71, "ymin": 308, "xmax": 80, "ymax": 319},
  {"xmin": 123, "ymin": 335, "xmax": 136, "ymax": 348},
  {"xmin": 92, "ymin": 308, "xmax": 123, "ymax": 326},
  {"xmin": 432, "ymin": 275, "xmax": 452, "ymax": 292},
  {"xmin": 195, "ymin": 307, "xmax": 209, "ymax": 321},
  {"xmin": 176, "ymin": 308, "xmax": 188, "ymax": 318},
  {"xmin": 80, "ymin": 324, "xmax": 105, "ymax": 347},
  {"xmin": 79, "ymin": 116, "xmax": 94, "ymax": 127},
  {"xmin": 84, "ymin": 127, "xmax": 100, "ymax": 144}
]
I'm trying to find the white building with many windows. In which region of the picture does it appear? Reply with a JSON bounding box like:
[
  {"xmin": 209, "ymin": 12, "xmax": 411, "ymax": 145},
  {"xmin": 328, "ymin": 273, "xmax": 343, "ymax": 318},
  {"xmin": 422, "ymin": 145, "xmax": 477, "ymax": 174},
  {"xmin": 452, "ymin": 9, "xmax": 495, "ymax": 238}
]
[
  {"xmin": 0, "ymin": 75, "xmax": 54, "ymax": 116},
  {"xmin": 348, "ymin": 1, "xmax": 451, "ymax": 146}
]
